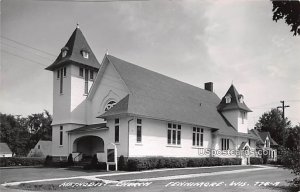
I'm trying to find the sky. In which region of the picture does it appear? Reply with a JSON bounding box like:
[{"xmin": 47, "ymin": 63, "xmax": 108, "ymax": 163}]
[{"xmin": 1, "ymin": 0, "xmax": 300, "ymax": 129}]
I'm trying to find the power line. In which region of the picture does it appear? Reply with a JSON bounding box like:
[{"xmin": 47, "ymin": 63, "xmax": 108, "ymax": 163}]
[
  {"xmin": 35, "ymin": 0, "xmax": 151, "ymax": 2},
  {"xmin": 1, "ymin": 49, "xmax": 48, "ymax": 68},
  {"xmin": 1, "ymin": 36, "xmax": 57, "ymax": 57},
  {"xmin": 1, "ymin": 42, "xmax": 54, "ymax": 61}
]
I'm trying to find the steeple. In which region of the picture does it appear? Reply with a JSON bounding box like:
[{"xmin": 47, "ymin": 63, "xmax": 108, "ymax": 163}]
[
  {"xmin": 217, "ymin": 84, "xmax": 252, "ymax": 112},
  {"xmin": 45, "ymin": 27, "xmax": 100, "ymax": 71}
]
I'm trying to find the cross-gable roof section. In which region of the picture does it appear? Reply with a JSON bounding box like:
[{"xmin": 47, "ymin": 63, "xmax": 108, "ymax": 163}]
[
  {"xmin": 98, "ymin": 55, "xmax": 240, "ymax": 134},
  {"xmin": 217, "ymin": 84, "xmax": 252, "ymax": 112},
  {"xmin": 250, "ymin": 129, "xmax": 278, "ymax": 146},
  {"xmin": 45, "ymin": 27, "xmax": 100, "ymax": 71}
]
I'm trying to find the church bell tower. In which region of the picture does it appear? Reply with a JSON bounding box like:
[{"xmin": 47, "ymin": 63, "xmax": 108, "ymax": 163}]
[{"xmin": 45, "ymin": 25, "xmax": 100, "ymax": 156}]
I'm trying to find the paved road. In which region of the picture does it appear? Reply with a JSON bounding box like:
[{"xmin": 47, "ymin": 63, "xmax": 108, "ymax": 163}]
[
  {"xmin": 0, "ymin": 166, "xmax": 298, "ymax": 192},
  {"xmin": 79, "ymin": 167, "xmax": 298, "ymax": 192}
]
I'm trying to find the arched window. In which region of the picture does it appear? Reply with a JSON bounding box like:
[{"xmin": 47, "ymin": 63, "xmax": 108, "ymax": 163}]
[{"xmin": 104, "ymin": 100, "xmax": 116, "ymax": 111}]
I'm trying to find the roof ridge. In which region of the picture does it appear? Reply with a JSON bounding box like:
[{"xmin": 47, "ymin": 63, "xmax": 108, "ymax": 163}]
[{"xmin": 106, "ymin": 55, "xmax": 218, "ymax": 97}]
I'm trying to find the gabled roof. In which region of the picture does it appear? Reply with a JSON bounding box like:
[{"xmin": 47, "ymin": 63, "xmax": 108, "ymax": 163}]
[
  {"xmin": 68, "ymin": 123, "xmax": 108, "ymax": 133},
  {"xmin": 0, "ymin": 142, "xmax": 12, "ymax": 154},
  {"xmin": 217, "ymin": 84, "xmax": 252, "ymax": 112},
  {"xmin": 45, "ymin": 27, "xmax": 100, "ymax": 71},
  {"xmin": 98, "ymin": 55, "xmax": 242, "ymax": 135},
  {"xmin": 250, "ymin": 129, "xmax": 278, "ymax": 146},
  {"xmin": 238, "ymin": 141, "xmax": 251, "ymax": 150}
]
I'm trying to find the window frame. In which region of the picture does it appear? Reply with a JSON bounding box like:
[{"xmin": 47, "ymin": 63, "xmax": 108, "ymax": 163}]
[
  {"xmin": 136, "ymin": 118, "xmax": 142, "ymax": 143},
  {"xmin": 79, "ymin": 68, "xmax": 84, "ymax": 77},
  {"xmin": 193, "ymin": 127, "xmax": 204, "ymax": 147},
  {"xmin": 84, "ymin": 69, "xmax": 89, "ymax": 95},
  {"xmin": 167, "ymin": 123, "xmax": 181, "ymax": 145},
  {"xmin": 60, "ymin": 69, "xmax": 63, "ymax": 94},
  {"xmin": 82, "ymin": 51, "xmax": 89, "ymax": 59},
  {"xmin": 241, "ymin": 111, "xmax": 247, "ymax": 124},
  {"xmin": 115, "ymin": 118, "xmax": 119, "ymax": 143},
  {"xmin": 59, "ymin": 126, "xmax": 63, "ymax": 146},
  {"xmin": 221, "ymin": 138, "xmax": 230, "ymax": 150},
  {"xmin": 90, "ymin": 70, "xmax": 94, "ymax": 80},
  {"xmin": 225, "ymin": 94, "xmax": 231, "ymax": 104}
]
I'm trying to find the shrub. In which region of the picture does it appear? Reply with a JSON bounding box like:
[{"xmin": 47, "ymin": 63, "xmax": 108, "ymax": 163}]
[
  {"xmin": 250, "ymin": 157, "xmax": 263, "ymax": 165},
  {"xmin": 118, "ymin": 155, "xmax": 126, "ymax": 170},
  {"xmin": 0, "ymin": 157, "xmax": 45, "ymax": 167},
  {"xmin": 43, "ymin": 156, "xmax": 68, "ymax": 168},
  {"xmin": 91, "ymin": 154, "xmax": 98, "ymax": 168},
  {"xmin": 126, "ymin": 157, "xmax": 241, "ymax": 171},
  {"xmin": 44, "ymin": 155, "xmax": 52, "ymax": 166},
  {"xmin": 83, "ymin": 155, "xmax": 107, "ymax": 170},
  {"xmin": 67, "ymin": 154, "xmax": 74, "ymax": 166}
]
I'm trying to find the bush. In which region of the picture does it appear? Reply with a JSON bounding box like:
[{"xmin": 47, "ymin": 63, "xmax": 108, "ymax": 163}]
[
  {"xmin": 126, "ymin": 157, "xmax": 241, "ymax": 171},
  {"xmin": 43, "ymin": 156, "xmax": 68, "ymax": 168},
  {"xmin": 67, "ymin": 154, "xmax": 74, "ymax": 166},
  {"xmin": 250, "ymin": 157, "xmax": 263, "ymax": 165},
  {"xmin": 118, "ymin": 155, "xmax": 126, "ymax": 170},
  {"xmin": 83, "ymin": 155, "xmax": 107, "ymax": 170},
  {"xmin": 0, "ymin": 157, "xmax": 45, "ymax": 167}
]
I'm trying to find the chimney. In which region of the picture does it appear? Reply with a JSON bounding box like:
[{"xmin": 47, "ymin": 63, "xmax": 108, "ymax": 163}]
[{"xmin": 205, "ymin": 82, "xmax": 213, "ymax": 92}]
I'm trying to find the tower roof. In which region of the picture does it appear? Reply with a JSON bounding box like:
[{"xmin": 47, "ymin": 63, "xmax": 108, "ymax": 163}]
[
  {"xmin": 217, "ymin": 84, "xmax": 252, "ymax": 112},
  {"xmin": 45, "ymin": 27, "xmax": 100, "ymax": 71}
]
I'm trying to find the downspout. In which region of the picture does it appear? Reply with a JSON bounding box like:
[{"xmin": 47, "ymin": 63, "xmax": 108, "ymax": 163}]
[{"xmin": 127, "ymin": 118, "xmax": 134, "ymax": 158}]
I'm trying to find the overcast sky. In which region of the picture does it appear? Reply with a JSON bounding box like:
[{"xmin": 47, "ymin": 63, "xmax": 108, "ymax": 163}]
[{"xmin": 1, "ymin": 0, "xmax": 299, "ymax": 129}]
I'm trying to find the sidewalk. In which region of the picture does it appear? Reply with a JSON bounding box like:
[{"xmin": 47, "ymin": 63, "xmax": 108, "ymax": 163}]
[{"xmin": 96, "ymin": 165, "xmax": 262, "ymax": 181}]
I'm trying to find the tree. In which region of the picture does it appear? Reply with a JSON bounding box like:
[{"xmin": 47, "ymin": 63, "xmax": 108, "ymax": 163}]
[
  {"xmin": 26, "ymin": 110, "xmax": 52, "ymax": 150},
  {"xmin": 0, "ymin": 111, "xmax": 52, "ymax": 156},
  {"xmin": 255, "ymin": 108, "xmax": 291, "ymax": 146},
  {"xmin": 271, "ymin": 0, "xmax": 300, "ymax": 36},
  {"xmin": 285, "ymin": 124, "xmax": 300, "ymax": 151},
  {"xmin": 0, "ymin": 113, "xmax": 30, "ymax": 156}
]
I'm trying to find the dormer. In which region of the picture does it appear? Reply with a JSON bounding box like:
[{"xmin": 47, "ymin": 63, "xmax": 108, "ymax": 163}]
[
  {"xmin": 81, "ymin": 50, "xmax": 89, "ymax": 59},
  {"xmin": 238, "ymin": 94, "xmax": 244, "ymax": 103},
  {"xmin": 61, "ymin": 47, "xmax": 69, "ymax": 58},
  {"xmin": 225, "ymin": 94, "xmax": 232, "ymax": 104}
]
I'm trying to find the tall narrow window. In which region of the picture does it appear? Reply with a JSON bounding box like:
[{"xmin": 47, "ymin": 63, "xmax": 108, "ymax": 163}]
[
  {"xmin": 84, "ymin": 69, "xmax": 88, "ymax": 95},
  {"xmin": 137, "ymin": 119, "xmax": 142, "ymax": 143},
  {"xmin": 57, "ymin": 69, "xmax": 60, "ymax": 78},
  {"xmin": 221, "ymin": 138, "xmax": 229, "ymax": 150},
  {"xmin": 63, "ymin": 67, "xmax": 66, "ymax": 77},
  {"xmin": 167, "ymin": 123, "xmax": 172, "ymax": 144},
  {"xmin": 193, "ymin": 127, "xmax": 204, "ymax": 147},
  {"xmin": 241, "ymin": 112, "xmax": 247, "ymax": 124},
  {"xmin": 177, "ymin": 125, "xmax": 181, "ymax": 145},
  {"xmin": 167, "ymin": 123, "xmax": 181, "ymax": 145},
  {"xmin": 90, "ymin": 70, "xmax": 94, "ymax": 80},
  {"xmin": 115, "ymin": 118, "xmax": 119, "ymax": 143},
  {"xmin": 60, "ymin": 69, "xmax": 63, "ymax": 94},
  {"xmin": 79, "ymin": 68, "xmax": 84, "ymax": 77},
  {"xmin": 59, "ymin": 126, "xmax": 63, "ymax": 146}
]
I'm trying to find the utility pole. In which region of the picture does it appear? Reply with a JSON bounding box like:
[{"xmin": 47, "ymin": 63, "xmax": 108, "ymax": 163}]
[{"xmin": 277, "ymin": 101, "xmax": 290, "ymax": 120}]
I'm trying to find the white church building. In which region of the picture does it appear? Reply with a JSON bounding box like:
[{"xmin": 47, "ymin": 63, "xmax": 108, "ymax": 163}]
[{"xmin": 46, "ymin": 26, "xmax": 259, "ymax": 165}]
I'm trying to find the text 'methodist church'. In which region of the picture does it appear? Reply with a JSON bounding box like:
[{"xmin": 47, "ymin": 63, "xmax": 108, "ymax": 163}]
[{"xmin": 45, "ymin": 25, "xmax": 262, "ymax": 165}]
